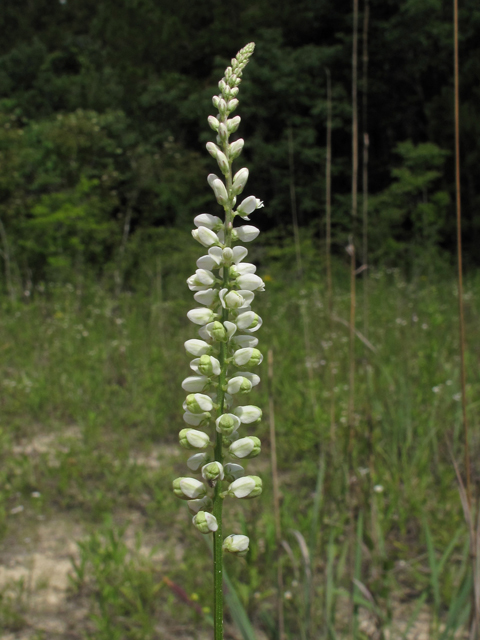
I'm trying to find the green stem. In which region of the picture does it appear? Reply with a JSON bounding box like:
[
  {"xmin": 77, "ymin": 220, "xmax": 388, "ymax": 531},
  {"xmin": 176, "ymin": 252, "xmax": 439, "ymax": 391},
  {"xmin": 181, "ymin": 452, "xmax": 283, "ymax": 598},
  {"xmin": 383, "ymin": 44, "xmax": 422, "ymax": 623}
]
[{"xmin": 213, "ymin": 116, "xmax": 234, "ymax": 640}]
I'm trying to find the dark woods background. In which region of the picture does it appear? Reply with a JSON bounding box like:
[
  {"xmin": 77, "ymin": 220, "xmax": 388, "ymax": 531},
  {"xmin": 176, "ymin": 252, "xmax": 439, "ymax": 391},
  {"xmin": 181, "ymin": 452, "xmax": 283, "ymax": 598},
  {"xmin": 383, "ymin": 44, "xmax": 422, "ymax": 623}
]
[{"xmin": 0, "ymin": 0, "xmax": 479, "ymax": 285}]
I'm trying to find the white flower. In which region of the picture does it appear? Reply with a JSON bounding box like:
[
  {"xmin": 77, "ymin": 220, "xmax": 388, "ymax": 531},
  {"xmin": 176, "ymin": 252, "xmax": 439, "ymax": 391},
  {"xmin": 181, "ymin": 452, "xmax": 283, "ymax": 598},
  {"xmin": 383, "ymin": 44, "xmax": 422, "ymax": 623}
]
[
  {"xmin": 234, "ymin": 225, "xmax": 259, "ymax": 242},
  {"xmin": 223, "ymin": 534, "xmax": 249, "ymax": 556},
  {"xmin": 187, "ymin": 308, "xmax": 216, "ymax": 326},
  {"xmin": 236, "ymin": 274, "xmax": 265, "ymax": 291},
  {"xmin": 236, "ymin": 311, "xmax": 262, "ymax": 332},
  {"xmin": 229, "ymin": 436, "xmax": 261, "ymax": 459},
  {"xmin": 187, "ymin": 452, "xmax": 210, "ymax": 471},
  {"xmin": 233, "ymin": 347, "xmax": 263, "ymax": 367},
  {"xmin": 232, "ymin": 168, "xmax": 249, "ymax": 195},
  {"xmin": 183, "ymin": 411, "xmax": 210, "ymax": 427},
  {"xmin": 202, "ymin": 461, "xmax": 224, "ymax": 481},
  {"xmin": 227, "ymin": 376, "xmax": 252, "ymax": 394},
  {"xmin": 184, "ymin": 339, "xmax": 212, "ymax": 356},
  {"xmin": 179, "ymin": 428, "xmax": 210, "ymax": 449},
  {"xmin": 205, "ymin": 320, "xmax": 237, "ymax": 342},
  {"xmin": 227, "ymin": 116, "xmax": 241, "ymax": 133},
  {"xmin": 224, "ymin": 463, "xmax": 245, "ymax": 482},
  {"xmin": 190, "ymin": 355, "xmax": 221, "ymax": 376},
  {"xmin": 236, "ymin": 196, "xmax": 264, "ymax": 217},
  {"xmin": 185, "ymin": 393, "xmax": 214, "ymax": 413},
  {"xmin": 229, "ymin": 138, "xmax": 244, "ymax": 160},
  {"xmin": 187, "ymin": 269, "xmax": 215, "ymax": 291},
  {"xmin": 173, "ymin": 477, "xmax": 207, "ymax": 500},
  {"xmin": 237, "ymin": 371, "xmax": 260, "ymax": 387},
  {"xmin": 194, "ymin": 213, "xmax": 223, "ymax": 230},
  {"xmin": 208, "ymin": 173, "xmax": 228, "ymax": 204},
  {"xmin": 187, "ymin": 496, "xmax": 213, "ymax": 513},
  {"xmin": 181, "ymin": 376, "xmax": 209, "ymax": 393},
  {"xmin": 193, "ymin": 511, "xmax": 218, "ymax": 534},
  {"xmin": 192, "ymin": 226, "xmax": 220, "ymax": 248},
  {"xmin": 219, "ymin": 288, "xmax": 244, "ymax": 310},
  {"xmin": 232, "ymin": 245, "xmax": 248, "ymax": 264},
  {"xmin": 228, "ymin": 475, "xmax": 262, "ymax": 499},
  {"xmin": 215, "ymin": 413, "xmax": 241, "ymax": 435},
  {"xmin": 231, "ymin": 335, "xmax": 259, "ymax": 349},
  {"xmin": 232, "ymin": 262, "xmax": 256, "ymax": 275},
  {"xmin": 193, "ymin": 289, "xmax": 218, "ymax": 306},
  {"xmin": 197, "ymin": 247, "xmax": 224, "ymax": 270},
  {"xmin": 233, "ymin": 405, "xmax": 262, "ymax": 423}
]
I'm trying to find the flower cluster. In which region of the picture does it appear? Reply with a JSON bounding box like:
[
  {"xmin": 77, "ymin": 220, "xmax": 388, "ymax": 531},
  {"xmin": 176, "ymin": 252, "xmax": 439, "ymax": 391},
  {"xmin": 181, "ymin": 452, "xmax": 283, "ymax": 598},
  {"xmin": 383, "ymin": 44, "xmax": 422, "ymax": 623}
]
[{"xmin": 173, "ymin": 42, "xmax": 264, "ymax": 558}]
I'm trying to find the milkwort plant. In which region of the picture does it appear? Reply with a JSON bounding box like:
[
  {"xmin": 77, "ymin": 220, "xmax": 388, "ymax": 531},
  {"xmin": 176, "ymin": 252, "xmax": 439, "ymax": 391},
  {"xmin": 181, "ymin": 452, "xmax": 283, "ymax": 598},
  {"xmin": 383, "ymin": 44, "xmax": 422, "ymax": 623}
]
[{"xmin": 172, "ymin": 42, "xmax": 265, "ymax": 639}]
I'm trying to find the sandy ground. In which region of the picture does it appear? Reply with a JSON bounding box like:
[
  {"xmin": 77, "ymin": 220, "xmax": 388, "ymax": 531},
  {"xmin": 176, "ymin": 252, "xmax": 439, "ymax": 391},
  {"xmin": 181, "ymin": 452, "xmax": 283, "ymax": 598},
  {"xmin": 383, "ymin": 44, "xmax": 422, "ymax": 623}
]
[{"xmin": 0, "ymin": 430, "xmax": 469, "ymax": 639}]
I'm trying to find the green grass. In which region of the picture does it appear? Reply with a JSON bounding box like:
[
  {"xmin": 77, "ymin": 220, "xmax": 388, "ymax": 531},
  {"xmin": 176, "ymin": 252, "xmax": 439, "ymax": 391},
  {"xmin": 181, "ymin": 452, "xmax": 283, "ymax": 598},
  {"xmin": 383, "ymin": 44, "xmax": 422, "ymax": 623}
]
[{"xmin": 0, "ymin": 236, "xmax": 478, "ymax": 638}]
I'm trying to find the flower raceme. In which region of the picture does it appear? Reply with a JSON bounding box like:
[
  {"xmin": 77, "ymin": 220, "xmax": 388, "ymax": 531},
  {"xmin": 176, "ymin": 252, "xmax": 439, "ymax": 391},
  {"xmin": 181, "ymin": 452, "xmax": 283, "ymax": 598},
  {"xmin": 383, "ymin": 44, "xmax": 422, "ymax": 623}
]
[{"xmin": 172, "ymin": 44, "xmax": 263, "ymax": 567}]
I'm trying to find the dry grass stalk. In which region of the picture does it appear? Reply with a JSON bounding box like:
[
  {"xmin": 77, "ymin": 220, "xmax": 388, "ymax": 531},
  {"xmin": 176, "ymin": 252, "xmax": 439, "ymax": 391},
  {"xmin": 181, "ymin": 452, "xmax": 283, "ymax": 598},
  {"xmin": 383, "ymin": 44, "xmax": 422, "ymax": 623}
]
[
  {"xmin": 267, "ymin": 349, "xmax": 285, "ymax": 640},
  {"xmin": 362, "ymin": 0, "xmax": 370, "ymax": 339}
]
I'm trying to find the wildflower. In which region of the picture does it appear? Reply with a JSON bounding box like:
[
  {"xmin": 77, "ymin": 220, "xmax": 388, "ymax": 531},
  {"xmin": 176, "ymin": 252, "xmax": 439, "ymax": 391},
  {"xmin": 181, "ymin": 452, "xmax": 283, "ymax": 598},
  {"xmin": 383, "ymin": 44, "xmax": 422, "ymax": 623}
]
[
  {"xmin": 223, "ymin": 534, "xmax": 249, "ymax": 556},
  {"xmin": 228, "ymin": 475, "xmax": 263, "ymax": 499},
  {"xmin": 179, "ymin": 428, "xmax": 210, "ymax": 450},
  {"xmin": 173, "ymin": 477, "xmax": 207, "ymax": 500},
  {"xmin": 193, "ymin": 511, "xmax": 219, "ymax": 534},
  {"xmin": 229, "ymin": 436, "xmax": 261, "ymax": 459}
]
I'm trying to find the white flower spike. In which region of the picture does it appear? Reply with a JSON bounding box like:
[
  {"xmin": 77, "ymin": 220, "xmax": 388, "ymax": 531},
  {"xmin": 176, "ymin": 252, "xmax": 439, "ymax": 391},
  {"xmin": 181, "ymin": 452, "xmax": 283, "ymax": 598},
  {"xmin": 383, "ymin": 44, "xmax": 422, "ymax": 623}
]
[{"xmin": 174, "ymin": 43, "xmax": 263, "ymax": 637}]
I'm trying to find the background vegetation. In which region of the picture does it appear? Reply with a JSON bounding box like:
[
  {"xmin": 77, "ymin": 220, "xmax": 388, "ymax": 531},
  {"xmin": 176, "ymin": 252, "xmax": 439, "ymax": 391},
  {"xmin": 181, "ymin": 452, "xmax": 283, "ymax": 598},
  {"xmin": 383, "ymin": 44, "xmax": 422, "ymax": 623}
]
[{"xmin": 0, "ymin": 1, "xmax": 479, "ymax": 639}]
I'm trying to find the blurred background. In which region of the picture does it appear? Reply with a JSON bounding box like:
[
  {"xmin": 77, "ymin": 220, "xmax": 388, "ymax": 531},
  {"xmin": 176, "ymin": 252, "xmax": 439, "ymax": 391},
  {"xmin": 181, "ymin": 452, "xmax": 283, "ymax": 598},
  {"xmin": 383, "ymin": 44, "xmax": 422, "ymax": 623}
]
[{"xmin": 0, "ymin": 1, "xmax": 480, "ymax": 639}]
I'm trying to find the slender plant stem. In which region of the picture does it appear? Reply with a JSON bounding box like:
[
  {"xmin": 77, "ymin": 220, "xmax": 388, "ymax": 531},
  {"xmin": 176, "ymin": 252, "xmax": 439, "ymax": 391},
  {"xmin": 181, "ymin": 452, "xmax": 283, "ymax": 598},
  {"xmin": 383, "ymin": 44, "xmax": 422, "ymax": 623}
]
[
  {"xmin": 268, "ymin": 349, "xmax": 285, "ymax": 640},
  {"xmin": 325, "ymin": 68, "xmax": 336, "ymax": 444},
  {"xmin": 362, "ymin": 0, "xmax": 370, "ymax": 339},
  {"xmin": 348, "ymin": 0, "xmax": 359, "ymax": 458},
  {"xmin": 453, "ymin": 0, "xmax": 471, "ymax": 508}
]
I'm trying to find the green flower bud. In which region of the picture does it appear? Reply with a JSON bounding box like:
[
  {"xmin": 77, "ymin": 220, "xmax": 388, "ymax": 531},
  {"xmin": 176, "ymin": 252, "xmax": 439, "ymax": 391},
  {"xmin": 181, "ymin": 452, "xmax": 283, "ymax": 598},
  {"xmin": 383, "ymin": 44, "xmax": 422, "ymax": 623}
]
[
  {"xmin": 229, "ymin": 436, "xmax": 261, "ymax": 460},
  {"xmin": 208, "ymin": 321, "xmax": 227, "ymax": 342},
  {"xmin": 179, "ymin": 428, "xmax": 210, "ymax": 450},
  {"xmin": 185, "ymin": 393, "xmax": 214, "ymax": 414},
  {"xmin": 201, "ymin": 461, "xmax": 224, "ymax": 482},
  {"xmin": 173, "ymin": 477, "xmax": 206, "ymax": 500},
  {"xmin": 223, "ymin": 534, "xmax": 249, "ymax": 557},
  {"xmin": 233, "ymin": 348, "xmax": 263, "ymax": 367},
  {"xmin": 215, "ymin": 413, "xmax": 241, "ymax": 435},
  {"xmin": 228, "ymin": 476, "xmax": 262, "ymax": 499},
  {"xmin": 197, "ymin": 354, "xmax": 220, "ymax": 377},
  {"xmin": 192, "ymin": 511, "xmax": 218, "ymax": 534}
]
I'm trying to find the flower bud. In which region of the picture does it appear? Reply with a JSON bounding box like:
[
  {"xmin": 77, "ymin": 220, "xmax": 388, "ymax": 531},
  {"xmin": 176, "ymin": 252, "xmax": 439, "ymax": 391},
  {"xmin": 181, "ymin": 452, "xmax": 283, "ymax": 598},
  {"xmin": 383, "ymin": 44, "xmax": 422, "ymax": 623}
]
[
  {"xmin": 233, "ymin": 405, "xmax": 262, "ymax": 424},
  {"xmin": 183, "ymin": 411, "xmax": 211, "ymax": 427},
  {"xmin": 222, "ymin": 430, "xmax": 240, "ymax": 446},
  {"xmin": 227, "ymin": 116, "xmax": 241, "ymax": 133},
  {"xmin": 227, "ymin": 99, "xmax": 239, "ymax": 113},
  {"xmin": 187, "ymin": 496, "xmax": 214, "ymax": 513},
  {"xmin": 206, "ymin": 141, "xmax": 220, "ymax": 159},
  {"xmin": 193, "ymin": 354, "xmax": 221, "ymax": 377},
  {"xmin": 206, "ymin": 320, "xmax": 226, "ymax": 342},
  {"xmin": 187, "ymin": 308, "xmax": 216, "ymax": 326},
  {"xmin": 187, "ymin": 452, "xmax": 210, "ymax": 472},
  {"xmin": 236, "ymin": 311, "xmax": 262, "ymax": 332},
  {"xmin": 222, "ymin": 247, "xmax": 234, "ymax": 264},
  {"xmin": 227, "ymin": 376, "xmax": 252, "ymax": 395},
  {"xmin": 193, "ymin": 288, "xmax": 218, "ymax": 306},
  {"xmin": 208, "ymin": 116, "xmax": 219, "ymax": 132},
  {"xmin": 208, "ymin": 174, "xmax": 228, "ymax": 205},
  {"xmin": 185, "ymin": 393, "xmax": 214, "ymax": 414},
  {"xmin": 233, "ymin": 347, "xmax": 263, "ymax": 367},
  {"xmin": 229, "ymin": 138, "xmax": 244, "ymax": 160},
  {"xmin": 223, "ymin": 534, "xmax": 249, "ymax": 556},
  {"xmin": 193, "ymin": 511, "xmax": 218, "ymax": 534},
  {"xmin": 194, "ymin": 213, "xmax": 223, "ymax": 231},
  {"xmin": 184, "ymin": 339, "xmax": 212, "ymax": 356},
  {"xmin": 224, "ymin": 463, "xmax": 245, "ymax": 482},
  {"xmin": 179, "ymin": 428, "xmax": 210, "ymax": 450},
  {"xmin": 181, "ymin": 376, "xmax": 209, "ymax": 393},
  {"xmin": 237, "ymin": 274, "xmax": 265, "ymax": 292},
  {"xmin": 228, "ymin": 476, "xmax": 262, "ymax": 499},
  {"xmin": 237, "ymin": 371, "xmax": 260, "ymax": 387},
  {"xmin": 231, "ymin": 335, "xmax": 258, "ymax": 349},
  {"xmin": 173, "ymin": 477, "xmax": 206, "ymax": 500},
  {"xmin": 192, "ymin": 227, "xmax": 220, "ymax": 248},
  {"xmin": 201, "ymin": 461, "xmax": 224, "ymax": 481},
  {"xmin": 232, "ymin": 168, "xmax": 249, "ymax": 195},
  {"xmin": 236, "ymin": 196, "xmax": 264, "ymax": 217},
  {"xmin": 229, "ymin": 436, "xmax": 261, "ymax": 460},
  {"xmin": 215, "ymin": 413, "xmax": 241, "ymax": 435},
  {"xmin": 212, "ymin": 96, "xmax": 220, "ymax": 108},
  {"xmin": 232, "ymin": 225, "xmax": 260, "ymax": 243},
  {"xmin": 219, "ymin": 288, "xmax": 244, "ymax": 310}
]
